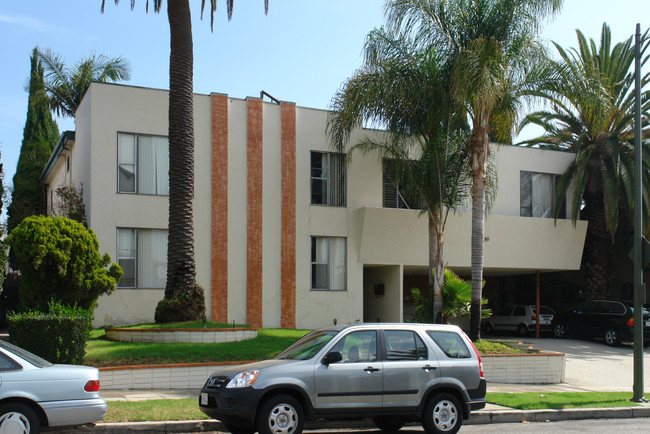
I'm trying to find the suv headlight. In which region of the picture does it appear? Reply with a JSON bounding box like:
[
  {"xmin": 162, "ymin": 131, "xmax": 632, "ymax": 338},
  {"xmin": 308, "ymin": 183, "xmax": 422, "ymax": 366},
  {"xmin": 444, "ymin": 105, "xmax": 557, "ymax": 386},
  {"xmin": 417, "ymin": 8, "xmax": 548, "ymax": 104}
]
[{"xmin": 226, "ymin": 370, "xmax": 259, "ymax": 388}]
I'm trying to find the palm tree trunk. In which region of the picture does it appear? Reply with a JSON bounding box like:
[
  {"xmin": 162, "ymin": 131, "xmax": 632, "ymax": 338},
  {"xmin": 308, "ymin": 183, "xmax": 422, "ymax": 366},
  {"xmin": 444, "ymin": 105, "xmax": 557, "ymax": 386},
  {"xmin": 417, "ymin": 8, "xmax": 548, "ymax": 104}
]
[
  {"xmin": 155, "ymin": 0, "xmax": 206, "ymax": 322},
  {"xmin": 429, "ymin": 212, "xmax": 444, "ymax": 324},
  {"xmin": 581, "ymin": 193, "xmax": 615, "ymax": 300},
  {"xmin": 468, "ymin": 124, "xmax": 489, "ymax": 341}
]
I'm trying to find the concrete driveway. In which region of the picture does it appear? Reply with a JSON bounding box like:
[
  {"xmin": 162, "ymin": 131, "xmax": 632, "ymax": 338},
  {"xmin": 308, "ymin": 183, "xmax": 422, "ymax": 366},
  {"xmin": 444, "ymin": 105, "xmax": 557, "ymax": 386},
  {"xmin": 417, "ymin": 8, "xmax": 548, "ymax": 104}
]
[{"xmin": 487, "ymin": 336, "xmax": 650, "ymax": 393}]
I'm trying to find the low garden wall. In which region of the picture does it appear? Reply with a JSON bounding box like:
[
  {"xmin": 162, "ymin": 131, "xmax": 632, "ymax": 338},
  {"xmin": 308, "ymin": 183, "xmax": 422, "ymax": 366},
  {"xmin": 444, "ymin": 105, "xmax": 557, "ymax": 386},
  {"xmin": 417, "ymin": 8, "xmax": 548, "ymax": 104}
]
[
  {"xmin": 105, "ymin": 327, "xmax": 257, "ymax": 344},
  {"xmin": 482, "ymin": 352, "xmax": 566, "ymax": 384}
]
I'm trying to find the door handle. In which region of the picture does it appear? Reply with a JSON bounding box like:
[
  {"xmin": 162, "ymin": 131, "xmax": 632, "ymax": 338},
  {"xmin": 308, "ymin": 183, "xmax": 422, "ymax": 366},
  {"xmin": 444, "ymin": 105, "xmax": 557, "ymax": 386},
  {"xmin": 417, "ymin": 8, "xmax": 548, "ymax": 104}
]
[
  {"xmin": 422, "ymin": 365, "xmax": 437, "ymax": 371},
  {"xmin": 364, "ymin": 366, "xmax": 380, "ymax": 373}
]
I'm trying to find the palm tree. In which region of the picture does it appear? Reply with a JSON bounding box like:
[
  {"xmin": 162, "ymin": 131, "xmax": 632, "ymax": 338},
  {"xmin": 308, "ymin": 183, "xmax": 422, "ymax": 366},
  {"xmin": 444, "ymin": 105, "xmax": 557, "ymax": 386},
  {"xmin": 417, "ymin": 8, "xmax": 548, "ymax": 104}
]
[
  {"xmin": 101, "ymin": 1, "xmax": 268, "ymax": 322},
  {"xmin": 328, "ymin": 27, "xmax": 472, "ymax": 323},
  {"xmin": 385, "ymin": 0, "xmax": 563, "ymax": 340},
  {"xmin": 38, "ymin": 48, "xmax": 131, "ymax": 118},
  {"xmin": 520, "ymin": 23, "xmax": 650, "ymax": 299}
]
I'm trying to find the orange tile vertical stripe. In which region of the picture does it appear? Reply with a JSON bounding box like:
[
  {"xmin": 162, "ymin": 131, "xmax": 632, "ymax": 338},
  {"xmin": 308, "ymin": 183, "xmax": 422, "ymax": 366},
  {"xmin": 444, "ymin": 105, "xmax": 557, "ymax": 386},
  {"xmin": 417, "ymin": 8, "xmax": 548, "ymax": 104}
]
[
  {"xmin": 211, "ymin": 94, "xmax": 228, "ymax": 323},
  {"xmin": 246, "ymin": 98, "xmax": 264, "ymax": 328},
  {"xmin": 281, "ymin": 103, "xmax": 296, "ymax": 329}
]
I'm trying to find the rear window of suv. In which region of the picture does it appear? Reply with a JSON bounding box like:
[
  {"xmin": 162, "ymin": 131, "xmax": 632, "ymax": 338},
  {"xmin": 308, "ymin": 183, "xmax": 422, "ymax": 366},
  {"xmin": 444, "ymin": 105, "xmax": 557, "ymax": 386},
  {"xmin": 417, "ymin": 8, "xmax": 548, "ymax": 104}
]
[{"xmin": 426, "ymin": 330, "xmax": 471, "ymax": 359}]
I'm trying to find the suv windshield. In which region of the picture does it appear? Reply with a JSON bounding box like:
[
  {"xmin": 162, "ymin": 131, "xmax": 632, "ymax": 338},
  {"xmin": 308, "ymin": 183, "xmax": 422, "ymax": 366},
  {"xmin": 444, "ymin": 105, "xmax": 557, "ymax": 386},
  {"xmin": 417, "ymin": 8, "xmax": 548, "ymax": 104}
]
[{"xmin": 276, "ymin": 329, "xmax": 339, "ymax": 360}]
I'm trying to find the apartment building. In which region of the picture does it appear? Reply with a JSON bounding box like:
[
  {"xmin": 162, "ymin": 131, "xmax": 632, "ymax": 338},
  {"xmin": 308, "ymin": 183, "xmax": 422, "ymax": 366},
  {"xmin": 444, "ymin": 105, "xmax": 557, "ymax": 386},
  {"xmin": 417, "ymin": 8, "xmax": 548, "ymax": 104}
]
[{"xmin": 42, "ymin": 82, "xmax": 588, "ymax": 329}]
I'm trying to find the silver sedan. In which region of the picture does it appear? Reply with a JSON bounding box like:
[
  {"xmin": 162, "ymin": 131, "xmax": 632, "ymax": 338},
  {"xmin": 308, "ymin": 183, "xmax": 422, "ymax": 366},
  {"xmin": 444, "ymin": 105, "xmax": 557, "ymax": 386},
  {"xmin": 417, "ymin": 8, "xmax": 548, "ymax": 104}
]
[{"xmin": 0, "ymin": 340, "xmax": 106, "ymax": 433}]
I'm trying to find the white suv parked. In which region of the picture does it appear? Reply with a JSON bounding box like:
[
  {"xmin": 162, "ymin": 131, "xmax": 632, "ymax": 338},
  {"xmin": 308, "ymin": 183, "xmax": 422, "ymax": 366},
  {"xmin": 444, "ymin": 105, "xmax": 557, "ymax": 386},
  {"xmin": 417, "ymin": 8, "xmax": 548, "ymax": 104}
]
[
  {"xmin": 199, "ymin": 323, "xmax": 486, "ymax": 434},
  {"xmin": 482, "ymin": 305, "xmax": 555, "ymax": 336}
]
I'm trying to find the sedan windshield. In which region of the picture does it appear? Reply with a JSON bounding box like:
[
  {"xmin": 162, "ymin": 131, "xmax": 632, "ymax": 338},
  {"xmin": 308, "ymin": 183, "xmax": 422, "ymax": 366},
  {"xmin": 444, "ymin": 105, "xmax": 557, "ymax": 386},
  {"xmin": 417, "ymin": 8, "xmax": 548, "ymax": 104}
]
[{"xmin": 276, "ymin": 329, "xmax": 339, "ymax": 360}]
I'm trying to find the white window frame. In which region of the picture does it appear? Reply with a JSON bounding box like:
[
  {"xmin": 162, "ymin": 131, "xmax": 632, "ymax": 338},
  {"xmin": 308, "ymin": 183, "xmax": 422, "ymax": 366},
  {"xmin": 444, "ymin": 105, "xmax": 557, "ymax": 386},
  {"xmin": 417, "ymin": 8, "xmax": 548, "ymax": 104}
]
[
  {"xmin": 117, "ymin": 132, "xmax": 169, "ymax": 195},
  {"xmin": 116, "ymin": 228, "xmax": 168, "ymax": 289},
  {"xmin": 311, "ymin": 236, "xmax": 347, "ymax": 291},
  {"xmin": 310, "ymin": 151, "xmax": 346, "ymax": 207}
]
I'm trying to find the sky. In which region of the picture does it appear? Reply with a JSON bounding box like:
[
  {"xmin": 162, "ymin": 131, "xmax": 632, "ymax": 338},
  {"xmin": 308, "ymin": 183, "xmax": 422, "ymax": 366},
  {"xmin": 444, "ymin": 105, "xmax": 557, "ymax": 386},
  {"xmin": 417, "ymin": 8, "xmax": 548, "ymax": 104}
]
[{"xmin": 0, "ymin": 0, "xmax": 647, "ymax": 200}]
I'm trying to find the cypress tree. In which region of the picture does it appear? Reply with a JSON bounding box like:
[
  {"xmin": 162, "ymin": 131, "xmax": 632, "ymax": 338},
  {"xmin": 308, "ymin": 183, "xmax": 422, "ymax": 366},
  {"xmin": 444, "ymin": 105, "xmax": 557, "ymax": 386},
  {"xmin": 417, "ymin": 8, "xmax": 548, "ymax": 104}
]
[{"xmin": 7, "ymin": 47, "xmax": 60, "ymax": 235}]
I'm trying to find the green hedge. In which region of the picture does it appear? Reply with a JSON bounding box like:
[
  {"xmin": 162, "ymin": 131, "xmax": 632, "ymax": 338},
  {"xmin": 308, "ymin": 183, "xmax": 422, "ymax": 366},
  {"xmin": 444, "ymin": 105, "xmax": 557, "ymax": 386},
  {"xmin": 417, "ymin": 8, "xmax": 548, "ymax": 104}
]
[{"xmin": 8, "ymin": 306, "xmax": 90, "ymax": 365}]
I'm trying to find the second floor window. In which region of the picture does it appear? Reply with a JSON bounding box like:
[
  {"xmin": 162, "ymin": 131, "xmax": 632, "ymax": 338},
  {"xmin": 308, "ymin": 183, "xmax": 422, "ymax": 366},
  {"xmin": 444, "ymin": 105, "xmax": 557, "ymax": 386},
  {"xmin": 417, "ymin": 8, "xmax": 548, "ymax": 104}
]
[
  {"xmin": 311, "ymin": 151, "xmax": 346, "ymax": 206},
  {"xmin": 118, "ymin": 132, "xmax": 169, "ymax": 195},
  {"xmin": 383, "ymin": 159, "xmax": 422, "ymax": 209},
  {"xmin": 520, "ymin": 171, "xmax": 566, "ymax": 219}
]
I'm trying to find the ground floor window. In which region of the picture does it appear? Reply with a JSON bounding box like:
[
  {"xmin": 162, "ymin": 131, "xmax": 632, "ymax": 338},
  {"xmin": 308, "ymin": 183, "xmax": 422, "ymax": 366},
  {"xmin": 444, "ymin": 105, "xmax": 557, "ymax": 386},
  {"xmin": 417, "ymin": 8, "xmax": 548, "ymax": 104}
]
[
  {"xmin": 116, "ymin": 228, "xmax": 168, "ymax": 289},
  {"xmin": 311, "ymin": 236, "xmax": 346, "ymax": 291}
]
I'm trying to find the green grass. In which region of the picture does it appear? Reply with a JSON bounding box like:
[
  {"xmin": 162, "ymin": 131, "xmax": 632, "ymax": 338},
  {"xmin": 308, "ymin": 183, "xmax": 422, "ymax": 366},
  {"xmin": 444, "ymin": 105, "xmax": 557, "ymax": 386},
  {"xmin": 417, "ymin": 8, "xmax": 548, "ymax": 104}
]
[
  {"xmin": 86, "ymin": 328, "xmax": 309, "ymax": 367},
  {"xmin": 105, "ymin": 399, "xmax": 208, "ymax": 422},
  {"xmin": 114, "ymin": 321, "xmax": 248, "ymax": 329},
  {"xmin": 487, "ymin": 392, "xmax": 640, "ymax": 409}
]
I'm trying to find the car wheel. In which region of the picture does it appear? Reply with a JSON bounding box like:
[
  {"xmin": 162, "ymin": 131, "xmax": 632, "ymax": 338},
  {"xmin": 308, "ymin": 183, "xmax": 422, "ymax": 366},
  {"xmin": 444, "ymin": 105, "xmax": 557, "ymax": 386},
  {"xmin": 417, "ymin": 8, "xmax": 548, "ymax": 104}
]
[
  {"xmin": 257, "ymin": 394, "xmax": 304, "ymax": 434},
  {"xmin": 484, "ymin": 322, "xmax": 494, "ymax": 334},
  {"xmin": 553, "ymin": 322, "xmax": 568, "ymax": 339},
  {"xmin": 422, "ymin": 393, "xmax": 462, "ymax": 434},
  {"xmin": 372, "ymin": 415, "xmax": 406, "ymax": 432},
  {"xmin": 604, "ymin": 328, "xmax": 622, "ymax": 346},
  {"xmin": 517, "ymin": 324, "xmax": 528, "ymax": 337},
  {"xmin": 224, "ymin": 423, "xmax": 256, "ymax": 434},
  {"xmin": 0, "ymin": 403, "xmax": 41, "ymax": 434}
]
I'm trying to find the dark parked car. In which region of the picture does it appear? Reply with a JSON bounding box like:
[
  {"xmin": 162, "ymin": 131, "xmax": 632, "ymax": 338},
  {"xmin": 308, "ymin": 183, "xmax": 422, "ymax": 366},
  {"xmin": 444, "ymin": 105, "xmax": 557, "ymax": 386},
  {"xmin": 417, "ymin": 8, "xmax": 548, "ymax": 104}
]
[
  {"xmin": 199, "ymin": 323, "xmax": 486, "ymax": 434},
  {"xmin": 552, "ymin": 300, "xmax": 650, "ymax": 346}
]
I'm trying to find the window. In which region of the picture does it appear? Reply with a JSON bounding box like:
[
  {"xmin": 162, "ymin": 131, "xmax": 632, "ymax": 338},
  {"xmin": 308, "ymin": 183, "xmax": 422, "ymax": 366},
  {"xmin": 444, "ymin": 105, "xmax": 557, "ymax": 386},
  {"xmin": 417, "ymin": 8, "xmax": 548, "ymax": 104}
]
[
  {"xmin": 383, "ymin": 159, "xmax": 422, "ymax": 209},
  {"xmin": 311, "ymin": 151, "xmax": 346, "ymax": 206},
  {"xmin": 512, "ymin": 306, "xmax": 526, "ymax": 317},
  {"xmin": 330, "ymin": 330, "xmax": 377, "ymax": 363},
  {"xmin": 385, "ymin": 330, "xmax": 428, "ymax": 361},
  {"xmin": 520, "ymin": 171, "xmax": 566, "ymax": 218},
  {"xmin": 118, "ymin": 133, "xmax": 169, "ymax": 195},
  {"xmin": 311, "ymin": 237, "xmax": 346, "ymax": 291},
  {"xmin": 427, "ymin": 330, "xmax": 471, "ymax": 359},
  {"xmin": 117, "ymin": 228, "xmax": 168, "ymax": 289}
]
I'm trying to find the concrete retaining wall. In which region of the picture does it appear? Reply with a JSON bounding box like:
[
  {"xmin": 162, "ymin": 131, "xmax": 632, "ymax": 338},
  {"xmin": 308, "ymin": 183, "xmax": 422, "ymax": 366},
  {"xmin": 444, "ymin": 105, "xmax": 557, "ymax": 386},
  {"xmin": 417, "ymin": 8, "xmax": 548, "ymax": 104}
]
[
  {"xmin": 482, "ymin": 352, "xmax": 566, "ymax": 384},
  {"xmin": 105, "ymin": 328, "xmax": 257, "ymax": 343}
]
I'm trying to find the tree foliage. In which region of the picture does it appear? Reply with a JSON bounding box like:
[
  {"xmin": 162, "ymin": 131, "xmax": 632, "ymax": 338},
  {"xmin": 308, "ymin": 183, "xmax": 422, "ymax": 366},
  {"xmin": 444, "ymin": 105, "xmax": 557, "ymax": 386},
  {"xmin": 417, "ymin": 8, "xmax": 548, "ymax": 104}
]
[
  {"xmin": 38, "ymin": 48, "xmax": 131, "ymax": 118},
  {"xmin": 7, "ymin": 216, "xmax": 122, "ymax": 311},
  {"xmin": 50, "ymin": 184, "xmax": 87, "ymax": 226},
  {"xmin": 7, "ymin": 48, "xmax": 60, "ymax": 235}
]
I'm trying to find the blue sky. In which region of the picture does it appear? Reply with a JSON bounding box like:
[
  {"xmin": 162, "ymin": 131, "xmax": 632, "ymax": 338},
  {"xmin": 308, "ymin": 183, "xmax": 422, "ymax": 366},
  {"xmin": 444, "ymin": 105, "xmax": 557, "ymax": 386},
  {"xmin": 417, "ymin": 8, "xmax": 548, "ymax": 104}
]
[{"xmin": 0, "ymin": 0, "xmax": 647, "ymax": 198}]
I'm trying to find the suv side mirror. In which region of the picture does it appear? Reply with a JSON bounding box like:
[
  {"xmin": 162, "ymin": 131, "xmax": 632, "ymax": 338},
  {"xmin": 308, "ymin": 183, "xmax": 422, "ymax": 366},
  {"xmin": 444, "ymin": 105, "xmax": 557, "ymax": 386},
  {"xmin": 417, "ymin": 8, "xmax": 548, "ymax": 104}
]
[{"xmin": 322, "ymin": 351, "xmax": 342, "ymax": 365}]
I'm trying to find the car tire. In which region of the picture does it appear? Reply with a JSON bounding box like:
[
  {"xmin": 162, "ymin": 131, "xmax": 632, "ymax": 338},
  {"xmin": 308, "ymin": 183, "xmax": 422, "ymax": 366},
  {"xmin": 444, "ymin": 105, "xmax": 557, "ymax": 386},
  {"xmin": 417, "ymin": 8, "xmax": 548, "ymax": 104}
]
[
  {"xmin": 604, "ymin": 328, "xmax": 622, "ymax": 346},
  {"xmin": 483, "ymin": 322, "xmax": 494, "ymax": 334},
  {"xmin": 224, "ymin": 423, "xmax": 256, "ymax": 434},
  {"xmin": 257, "ymin": 394, "xmax": 304, "ymax": 434},
  {"xmin": 517, "ymin": 324, "xmax": 528, "ymax": 337},
  {"xmin": 0, "ymin": 402, "xmax": 41, "ymax": 434},
  {"xmin": 372, "ymin": 415, "xmax": 406, "ymax": 432},
  {"xmin": 553, "ymin": 322, "xmax": 568, "ymax": 339},
  {"xmin": 422, "ymin": 393, "xmax": 462, "ymax": 434}
]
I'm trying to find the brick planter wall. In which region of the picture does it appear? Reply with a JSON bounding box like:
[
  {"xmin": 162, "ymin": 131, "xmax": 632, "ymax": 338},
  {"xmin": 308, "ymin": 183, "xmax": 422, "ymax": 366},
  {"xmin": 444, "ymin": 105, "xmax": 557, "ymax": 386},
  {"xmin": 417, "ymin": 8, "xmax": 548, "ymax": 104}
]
[{"xmin": 482, "ymin": 352, "xmax": 566, "ymax": 384}]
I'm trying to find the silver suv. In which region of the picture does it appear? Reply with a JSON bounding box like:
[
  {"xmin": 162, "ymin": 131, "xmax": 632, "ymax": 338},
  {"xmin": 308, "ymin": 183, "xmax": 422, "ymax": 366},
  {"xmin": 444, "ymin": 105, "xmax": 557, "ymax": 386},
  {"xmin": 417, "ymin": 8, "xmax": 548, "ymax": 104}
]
[{"xmin": 199, "ymin": 323, "xmax": 486, "ymax": 434}]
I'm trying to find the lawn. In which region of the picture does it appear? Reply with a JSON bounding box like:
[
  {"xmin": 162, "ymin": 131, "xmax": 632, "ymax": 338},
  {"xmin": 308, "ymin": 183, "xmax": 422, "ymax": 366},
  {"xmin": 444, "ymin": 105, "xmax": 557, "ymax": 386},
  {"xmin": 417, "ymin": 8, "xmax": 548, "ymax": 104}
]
[
  {"xmin": 86, "ymin": 326, "xmax": 522, "ymax": 367},
  {"xmin": 86, "ymin": 328, "xmax": 309, "ymax": 367},
  {"xmin": 487, "ymin": 392, "xmax": 640, "ymax": 409}
]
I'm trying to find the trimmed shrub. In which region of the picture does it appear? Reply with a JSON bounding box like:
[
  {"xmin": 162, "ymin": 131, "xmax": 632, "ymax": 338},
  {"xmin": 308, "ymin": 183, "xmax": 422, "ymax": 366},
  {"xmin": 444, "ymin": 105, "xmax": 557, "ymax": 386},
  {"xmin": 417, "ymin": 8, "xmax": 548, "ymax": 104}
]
[
  {"xmin": 7, "ymin": 215, "xmax": 122, "ymax": 312},
  {"xmin": 8, "ymin": 301, "xmax": 91, "ymax": 364}
]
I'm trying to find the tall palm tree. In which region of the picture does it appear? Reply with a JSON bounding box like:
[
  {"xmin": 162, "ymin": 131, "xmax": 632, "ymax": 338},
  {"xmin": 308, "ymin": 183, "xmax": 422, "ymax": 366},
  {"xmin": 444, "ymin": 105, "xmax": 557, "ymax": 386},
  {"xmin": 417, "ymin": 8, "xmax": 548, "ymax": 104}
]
[
  {"xmin": 328, "ymin": 27, "xmax": 472, "ymax": 323},
  {"xmin": 520, "ymin": 23, "xmax": 650, "ymax": 300},
  {"xmin": 385, "ymin": 0, "xmax": 563, "ymax": 340},
  {"xmin": 38, "ymin": 48, "xmax": 131, "ymax": 118},
  {"xmin": 101, "ymin": 1, "xmax": 268, "ymax": 322}
]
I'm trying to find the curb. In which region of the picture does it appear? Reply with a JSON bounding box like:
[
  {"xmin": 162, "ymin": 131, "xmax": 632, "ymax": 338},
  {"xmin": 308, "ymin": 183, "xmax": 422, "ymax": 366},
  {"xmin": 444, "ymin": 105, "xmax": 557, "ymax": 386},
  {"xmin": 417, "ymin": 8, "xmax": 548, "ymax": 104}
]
[{"xmin": 67, "ymin": 406, "xmax": 650, "ymax": 433}]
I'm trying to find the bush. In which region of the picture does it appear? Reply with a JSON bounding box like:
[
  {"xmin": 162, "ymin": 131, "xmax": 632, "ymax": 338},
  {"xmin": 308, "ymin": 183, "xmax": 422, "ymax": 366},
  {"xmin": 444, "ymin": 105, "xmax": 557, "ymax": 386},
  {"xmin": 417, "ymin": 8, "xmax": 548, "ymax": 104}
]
[
  {"xmin": 8, "ymin": 301, "xmax": 91, "ymax": 364},
  {"xmin": 7, "ymin": 215, "xmax": 122, "ymax": 311}
]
